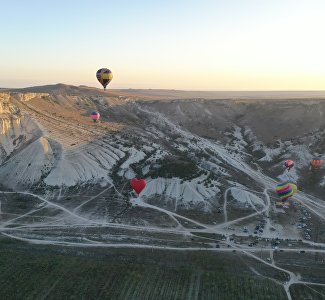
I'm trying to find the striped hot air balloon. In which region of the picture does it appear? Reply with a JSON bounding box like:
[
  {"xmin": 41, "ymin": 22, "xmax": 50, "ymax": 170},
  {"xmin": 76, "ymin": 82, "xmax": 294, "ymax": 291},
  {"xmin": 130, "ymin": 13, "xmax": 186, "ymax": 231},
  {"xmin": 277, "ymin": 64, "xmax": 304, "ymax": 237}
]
[
  {"xmin": 90, "ymin": 111, "xmax": 100, "ymax": 122},
  {"xmin": 284, "ymin": 159, "xmax": 294, "ymax": 171},
  {"xmin": 276, "ymin": 182, "xmax": 297, "ymax": 201},
  {"xmin": 311, "ymin": 158, "xmax": 323, "ymax": 170}
]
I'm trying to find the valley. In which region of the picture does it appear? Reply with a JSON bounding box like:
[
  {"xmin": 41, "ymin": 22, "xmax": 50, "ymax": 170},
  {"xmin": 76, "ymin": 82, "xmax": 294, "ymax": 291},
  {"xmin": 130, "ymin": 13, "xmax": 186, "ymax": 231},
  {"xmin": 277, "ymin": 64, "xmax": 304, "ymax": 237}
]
[{"xmin": 0, "ymin": 85, "xmax": 325, "ymax": 299}]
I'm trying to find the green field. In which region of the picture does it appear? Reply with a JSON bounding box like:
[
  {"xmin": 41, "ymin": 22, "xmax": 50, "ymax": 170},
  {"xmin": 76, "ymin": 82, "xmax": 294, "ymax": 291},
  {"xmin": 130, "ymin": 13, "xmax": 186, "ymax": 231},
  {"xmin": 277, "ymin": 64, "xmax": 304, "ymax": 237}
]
[
  {"xmin": 0, "ymin": 237, "xmax": 289, "ymax": 300},
  {"xmin": 290, "ymin": 284, "xmax": 325, "ymax": 300},
  {"xmin": 275, "ymin": 252, "xmax": 325, "ymax": 284}
]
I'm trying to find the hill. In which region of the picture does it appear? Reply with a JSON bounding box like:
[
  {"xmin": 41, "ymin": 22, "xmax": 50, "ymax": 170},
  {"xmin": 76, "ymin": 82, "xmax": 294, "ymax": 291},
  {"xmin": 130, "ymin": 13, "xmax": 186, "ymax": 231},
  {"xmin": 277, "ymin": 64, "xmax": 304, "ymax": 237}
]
[{"xmin": 0, "ymin": 84, "xmax": 325, "ymax": 299}]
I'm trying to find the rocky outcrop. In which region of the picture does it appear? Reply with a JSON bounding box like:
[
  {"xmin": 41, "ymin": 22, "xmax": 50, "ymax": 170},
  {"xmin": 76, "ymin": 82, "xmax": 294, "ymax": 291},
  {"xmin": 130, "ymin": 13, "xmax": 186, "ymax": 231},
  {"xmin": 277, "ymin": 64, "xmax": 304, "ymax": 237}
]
[
  {"xmin": 0, "ymin": 93, "xmax": 19, "ymax": 115},
  {"xmin": 0, "ymin": 93, "xmax": 10, "ymax": 102},
  {"xmin": 14, "ymin": 92, "xmax": 49, "ymax": 102}
]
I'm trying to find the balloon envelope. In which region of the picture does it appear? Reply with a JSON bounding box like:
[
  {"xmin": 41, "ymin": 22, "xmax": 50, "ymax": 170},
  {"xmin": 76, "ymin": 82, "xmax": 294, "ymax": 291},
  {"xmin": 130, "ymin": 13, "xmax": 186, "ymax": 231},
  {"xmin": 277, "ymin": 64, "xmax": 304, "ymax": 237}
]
[
  {"xmin": 90, "ymin": 111, "xmax": 100, "ymax": 121},
  {"xmin": 311, "ymin": 159, "xmax": 323, "ymax": 169},
  {"xmin": 131, "ymin": 178, "xmax": 146, "ymax": 195},
  {"xmin": 276, "ymin": 182, "xmax": 297, "ymax": 201},
  {"xmin": 96, "ymin": 68, "xmax": 113, "ymax": 89},
  {"xmin": 284, "ymin": 160, "xmax": 294, "ymax": 169}
]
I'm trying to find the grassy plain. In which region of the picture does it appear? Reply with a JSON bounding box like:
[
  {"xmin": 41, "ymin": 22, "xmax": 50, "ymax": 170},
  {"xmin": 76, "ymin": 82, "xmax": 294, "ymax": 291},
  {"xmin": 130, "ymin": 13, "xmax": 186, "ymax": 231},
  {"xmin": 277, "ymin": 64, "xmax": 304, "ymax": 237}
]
[{"xmin": 0, "ymin": 237, "xmax": 289, "ymax": 300}]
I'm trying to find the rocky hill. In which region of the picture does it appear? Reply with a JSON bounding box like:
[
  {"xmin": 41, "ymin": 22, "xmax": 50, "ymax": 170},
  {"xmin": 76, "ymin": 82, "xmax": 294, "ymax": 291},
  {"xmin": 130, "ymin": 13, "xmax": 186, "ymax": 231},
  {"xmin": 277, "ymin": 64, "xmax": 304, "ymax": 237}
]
[{"xmin": 0, "ymin": 87, "xmax": 323, "ymax": 245}]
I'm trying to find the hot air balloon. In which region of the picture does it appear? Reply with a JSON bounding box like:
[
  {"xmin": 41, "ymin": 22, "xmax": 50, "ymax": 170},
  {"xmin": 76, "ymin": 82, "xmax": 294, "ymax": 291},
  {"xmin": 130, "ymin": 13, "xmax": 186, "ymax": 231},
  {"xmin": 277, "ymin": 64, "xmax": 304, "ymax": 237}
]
[
  {"xmin": 96, "ymin": 68, "xmax": 113, "ymax": 90},
  {"xmin": 131, "ymin": 178, "xmax": 146, "ymax": 195},
  {"xmin": 284, "ymin": 160, "xmax": 294, "ymax": 171},
  {"xmin": 90, "ymin": 111, "xmax": 100, "ymax": 122},
  {"xmin": 276, "ymin": 182, "xmax": 297, "ymax": 201},
  {"xmin": 311, "ymin": 158, "xmax": 323, "ymax": 170}
]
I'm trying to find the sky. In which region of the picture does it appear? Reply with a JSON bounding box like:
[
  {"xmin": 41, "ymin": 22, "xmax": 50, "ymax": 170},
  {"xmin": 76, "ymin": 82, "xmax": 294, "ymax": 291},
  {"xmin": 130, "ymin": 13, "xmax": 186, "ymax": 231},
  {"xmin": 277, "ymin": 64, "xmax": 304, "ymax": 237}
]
[{"xmin": 1, "ymin": 0, "xmax": 325, "ymax": 90}]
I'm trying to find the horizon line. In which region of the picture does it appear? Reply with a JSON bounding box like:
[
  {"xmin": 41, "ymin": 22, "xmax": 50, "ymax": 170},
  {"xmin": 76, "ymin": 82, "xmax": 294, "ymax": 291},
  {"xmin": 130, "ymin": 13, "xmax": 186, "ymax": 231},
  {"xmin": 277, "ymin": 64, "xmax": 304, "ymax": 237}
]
[{"xmin": 2, "ymin": 83, "xmax": 325, "ymax": 93}]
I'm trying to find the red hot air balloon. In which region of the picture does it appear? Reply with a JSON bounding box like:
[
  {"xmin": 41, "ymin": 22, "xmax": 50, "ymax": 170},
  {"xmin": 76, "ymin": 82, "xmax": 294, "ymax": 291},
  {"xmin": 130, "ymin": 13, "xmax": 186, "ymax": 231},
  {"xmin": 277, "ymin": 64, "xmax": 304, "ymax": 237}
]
[
  {"xmin": 284, "ymin": 159, "xmax": 294, "ymax": 171},
  {"xmin": 131, "ymin": 178, "xmax": 146, "ymax": 195}
]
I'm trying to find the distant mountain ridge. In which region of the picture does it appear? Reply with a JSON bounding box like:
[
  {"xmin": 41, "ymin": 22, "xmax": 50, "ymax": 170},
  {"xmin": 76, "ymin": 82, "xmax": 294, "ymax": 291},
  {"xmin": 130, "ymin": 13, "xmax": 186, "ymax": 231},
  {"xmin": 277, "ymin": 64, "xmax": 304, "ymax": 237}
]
[{"xmin": 4, "ymin": 83, "xmax": 325, "ymax": 100}]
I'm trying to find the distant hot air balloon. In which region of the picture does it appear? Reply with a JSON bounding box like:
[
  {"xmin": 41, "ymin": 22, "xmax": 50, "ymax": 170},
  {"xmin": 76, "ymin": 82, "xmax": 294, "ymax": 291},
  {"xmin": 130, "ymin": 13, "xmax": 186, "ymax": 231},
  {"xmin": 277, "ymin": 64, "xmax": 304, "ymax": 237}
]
[
  {"xmin": 90, "ymin": 111, "xmax": 100, "ymax": 122},
  {"xmin": 96, "ymin": 68, "xmax": 113, "ymax": 90},
  {"xmin": 311, "ymin": 158, "xmax": 323, "ymax": 170},
  {"xmin": 131, "ymin": 178, "xmax": 146, "ymax": 195},
  {"xmin": 284, "ymin": 160, "xmax": 294, "ymax": 171},
  {"xmin": 276, "ymin": 182, "xmax": 297, "ymax": 201}
]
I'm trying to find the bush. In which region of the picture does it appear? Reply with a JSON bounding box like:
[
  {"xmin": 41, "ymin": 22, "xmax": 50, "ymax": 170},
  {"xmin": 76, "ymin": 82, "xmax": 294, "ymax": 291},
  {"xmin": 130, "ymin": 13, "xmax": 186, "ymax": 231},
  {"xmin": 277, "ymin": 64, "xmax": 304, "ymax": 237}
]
[{"xmin": 147, "ymin": 156, "xmax": 199, "ymax": 180}]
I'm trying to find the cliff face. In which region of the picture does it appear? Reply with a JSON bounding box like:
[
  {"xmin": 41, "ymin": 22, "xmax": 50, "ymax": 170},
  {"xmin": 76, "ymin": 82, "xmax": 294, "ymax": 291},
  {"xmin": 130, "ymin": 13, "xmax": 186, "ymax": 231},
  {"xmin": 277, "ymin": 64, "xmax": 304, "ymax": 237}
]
[
  {"xmin": 0, "ymin": 92, "xmax": 49, "ymax": 104},
  {"xmin": 0, "ymin": 93, "xmax": 52, "ymax": 189},
  {"xmin": 14, "ymin": 92, "xmax": 49, "ymax": 102},
  {"xmin": 0, "ymin": 93, "xmax": 10, "ymax": 102},
  {"xmin": 0, "ymin": 93, "xmax": 19, "ymax": 114},
  {"xmin": 0, "ymin": 96, "xmax": 58, "ymax": 189},
  {"xmin": 0, "ymin": 92, "xmax": 43, "ymax": 166}
]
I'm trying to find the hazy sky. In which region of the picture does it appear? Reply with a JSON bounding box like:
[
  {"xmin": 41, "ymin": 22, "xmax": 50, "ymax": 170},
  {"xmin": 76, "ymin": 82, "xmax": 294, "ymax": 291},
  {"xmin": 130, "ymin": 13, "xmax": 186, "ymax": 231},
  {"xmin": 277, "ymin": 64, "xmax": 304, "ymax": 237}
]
[{"xmin": 1, "ymin": 0, "xmax": 325, "ymax": 90}]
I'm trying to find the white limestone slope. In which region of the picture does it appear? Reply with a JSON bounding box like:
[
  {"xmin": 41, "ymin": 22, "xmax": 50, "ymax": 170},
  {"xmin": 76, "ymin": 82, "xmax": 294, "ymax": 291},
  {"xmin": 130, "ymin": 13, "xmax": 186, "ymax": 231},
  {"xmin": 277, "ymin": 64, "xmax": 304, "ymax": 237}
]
[
  {"xmin": 0, "ymin": 130, "xmax": 126, "ymax": 188},
  {"xmin": 230, "ymin": 187, "xmax": 264, "ymax": 209},
  {"xmin": 44, "ymin": 142, "xmax": 124, "ymax": 186},
  {"xmin": 0, "ymin": 95, "xmax": 43, "ymax": 163},
  {"xmin": 142, "ymin": 177, "xmax": 220, "ymax": 211},
  {"xmin": 0, "ymin": 92, "xmax": 128, "ymax": 188},
  {"xmin": 0, "ymin": 137, "xmax": 54, "ymax": 189}
]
